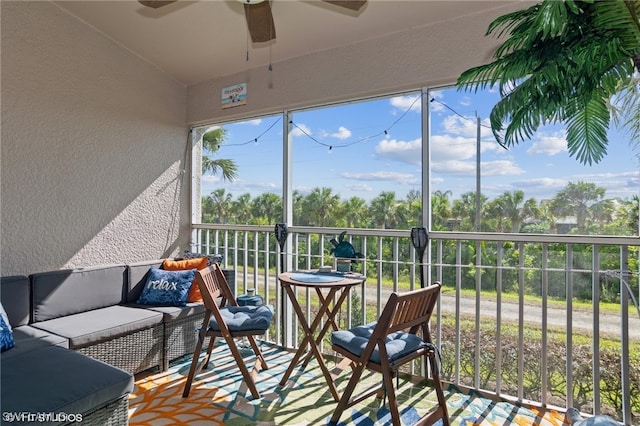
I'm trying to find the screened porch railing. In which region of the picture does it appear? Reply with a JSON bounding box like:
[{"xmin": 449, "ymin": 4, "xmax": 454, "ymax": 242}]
[{"xmin": 191, "ymin": 223, "xmax": 639, "ymax": 425}]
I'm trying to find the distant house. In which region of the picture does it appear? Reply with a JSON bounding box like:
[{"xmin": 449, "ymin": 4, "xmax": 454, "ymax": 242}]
[{"xmin": 555, "ymin": 216, "xmax": 578, "ymax": 234}]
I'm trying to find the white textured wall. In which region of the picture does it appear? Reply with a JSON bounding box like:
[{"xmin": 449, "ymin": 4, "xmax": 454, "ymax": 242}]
[
  {"xmin": 0, "ymin": 1, "xmax": 524, "ymax": 276},
  {"xmin": 1, "ymin": 1, "xmax": 188, "ymax": 275},
  {"xmin": 187, "ymin": 2, "xmax": 524, "ymax": 125}
]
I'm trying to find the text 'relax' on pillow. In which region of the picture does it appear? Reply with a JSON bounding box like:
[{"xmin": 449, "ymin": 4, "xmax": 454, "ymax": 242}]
[
  {"xmin": 162, "ymin": 257, "xmax": 208, "ymax": 303},
  {"xmin": 137, "ymin": 268, "xmax": 196, "ymax": 307},
  {"xmin": 0, "ymin": 303, "xmax": 15, "ymax": 352}
]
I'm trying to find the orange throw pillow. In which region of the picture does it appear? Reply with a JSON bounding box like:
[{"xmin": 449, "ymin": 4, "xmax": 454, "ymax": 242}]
[{"xmin": 162, "ymin": 257, "xmax": 208, "ymax": 303}]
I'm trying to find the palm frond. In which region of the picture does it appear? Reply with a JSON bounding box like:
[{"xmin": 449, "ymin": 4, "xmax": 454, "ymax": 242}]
[
  {"xmin": 566, "ymin": 96, "xmax": 610, "ymax": 165},
  {"xmin": 457, "ymin": 0, "xmax": 640, "ymax": 164}
]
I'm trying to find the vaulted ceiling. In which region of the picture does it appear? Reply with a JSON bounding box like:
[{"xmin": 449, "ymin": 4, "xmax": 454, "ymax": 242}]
[{"xmin": 54, "ymin": 1, "xmax": 528, "ymax": 86}]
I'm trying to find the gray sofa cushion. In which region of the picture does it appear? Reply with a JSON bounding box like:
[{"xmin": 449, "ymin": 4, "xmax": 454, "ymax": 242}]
[
  {"xmin": 126, "ymin": 259, "xmax": 163, "ymax": 303},
  {"xmin": 1, "ymin": 344, "xmax": 133, "ymax": 424},
  {"xmin": 0, "ymin": 275, "xmax": 30, "ymax": 326},
  {"xmin": 129, "ymin": 302, "xmax": 206, "ymax": 322},
  {"xmin": 31, "ymin": 305, "xmax": 162, "ymax": 349},
  {"xmin": 31, "ymin": 264, "xmax": 127, "ymax": 322},
  {"xmin": 0, "ymin": 325, "xmax": 70, "ymax": 360}
]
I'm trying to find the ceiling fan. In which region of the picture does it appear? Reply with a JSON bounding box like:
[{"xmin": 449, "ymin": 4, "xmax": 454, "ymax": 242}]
[{"xmin": 139, "ymin": 0, "xmax": 367, "ymax": 43}]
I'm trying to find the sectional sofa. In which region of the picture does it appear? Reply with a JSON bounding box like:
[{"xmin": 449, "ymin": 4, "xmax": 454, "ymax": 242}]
[{"xmin": 0, "ymin": 256, "xmax": 231, "ymax": 425}]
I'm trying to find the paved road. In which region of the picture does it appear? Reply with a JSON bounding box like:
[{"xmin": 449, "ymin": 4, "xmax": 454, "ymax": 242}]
[
  {"xmin": 439, "ymin": 291, "xmax": 640, "ymax": 340},
  {"xmin": 241, "ymin": 273, "xmax": 640, "ymax": 341}
]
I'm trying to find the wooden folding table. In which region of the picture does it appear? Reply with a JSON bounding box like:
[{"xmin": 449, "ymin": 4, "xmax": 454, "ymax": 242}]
[{"xmin": 277, "ymin": 270, "xmax": 366, "ymax": 401}]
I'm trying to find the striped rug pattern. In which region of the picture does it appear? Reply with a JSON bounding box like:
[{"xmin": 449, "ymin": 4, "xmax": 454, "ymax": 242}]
[{"xmin": 128, "ymin": 343, "xmax": 569, "ymax": 425}]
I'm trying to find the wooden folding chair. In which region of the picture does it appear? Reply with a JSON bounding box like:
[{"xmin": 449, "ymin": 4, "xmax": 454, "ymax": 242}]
[
  {"xmin": 182, "ymin": 264, "xmax": 273, "ymax": 399},
  {"xmin": 330, "ymin": 282, "xmax": 450, "ymax": 426}
]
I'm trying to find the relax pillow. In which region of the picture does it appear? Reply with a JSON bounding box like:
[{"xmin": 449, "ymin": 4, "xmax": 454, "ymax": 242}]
[
  {"xmin": 0, "ymin": 303, "xmax": 15, "ymax": 352},
  {"xmin": 137, "ymin": 268, "xmax": 196, "ymax": 307},
  {"xmin": 162, "ymin": 257, "xmax": 207, "ymax": 303}
]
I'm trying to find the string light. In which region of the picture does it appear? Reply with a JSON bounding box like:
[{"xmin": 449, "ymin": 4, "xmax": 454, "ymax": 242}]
[
  {"xmin": 289, "ymin": 93, "xmax": 422, "ymax": 151},
  {"xmin": 430, "ymin": 97, "xmax": 508, "ymax": 150},
  {"xmin": 223, "ymin": 117, "xmax": 282, "ymax": 147},
  {"xmin": 221, "ymin": 93, "xmax": 506, "ymax": 154}
]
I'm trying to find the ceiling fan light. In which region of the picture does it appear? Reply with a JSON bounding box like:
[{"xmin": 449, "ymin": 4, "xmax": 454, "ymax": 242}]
[{"xmin": 239, "ymin": 0, "xmax": 265, "ymax": 4}]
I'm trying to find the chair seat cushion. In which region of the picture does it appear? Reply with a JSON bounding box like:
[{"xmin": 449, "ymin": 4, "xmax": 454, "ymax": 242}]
[
  {"xmin": 208, "ymin": 305, "xmax": 273, "ymax": 332},
  {"xmin": 332, "ymin": 322, "xmax": 428, "ymax": 364}
]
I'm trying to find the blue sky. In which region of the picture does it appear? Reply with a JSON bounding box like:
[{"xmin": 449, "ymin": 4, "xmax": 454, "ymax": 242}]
[{"xmin": 202, "ymin": 85, "xmax": 640, "ymax": 204}]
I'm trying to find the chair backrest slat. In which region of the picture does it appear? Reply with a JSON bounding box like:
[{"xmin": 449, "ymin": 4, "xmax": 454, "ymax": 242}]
[
  {"xmin": 195, "ymin": 264, "xmax": 237, "ymax": 311},
  {"xmin": 382, "ymin": 283, "xmax": 441, "ymax": 338}
]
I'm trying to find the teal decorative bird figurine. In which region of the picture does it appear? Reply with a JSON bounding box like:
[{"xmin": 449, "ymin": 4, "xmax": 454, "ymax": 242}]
[{"xmin": 329, "ymin": 231, "xmax": 363, "ymax": 260}]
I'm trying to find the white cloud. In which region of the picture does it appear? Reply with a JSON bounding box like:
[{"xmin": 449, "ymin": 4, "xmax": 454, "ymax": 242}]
[
  {"xmin": 512, "ymin": 177, "xmax": 567, "ymax": 198},
  {"xmin": 202, "ymin": 176, "xmax": 279, "ymax": 196},
  {"xmin": 570, "ymin": 170, "xmax": 640, "ymax": 199},
  {"xmin": 331, "ymin": 126, "xmax": 352, "ymax": 140},
  {"xmin": 374, "ymin": 138, "xmax": 422, "ymax": 165},
  {"xmin": 526, "ymin": 132, "xmax": 567, "ymax": 156},
  {"xmin": 431, "ymin": 159, "xmax": 524, "ymax": 177},
  {"xmin": 431, "ymin": 160, "xmax": 476, "ymax": 176},
  {"xmin": 428, "ymin": 92, "xmax": 446, "ymax": 113},
  {"xmin": 441, "ymin": 115, "xmax": 493, "ymax": 139},
  {"xmin": 390, "ymin": 95, "xmax": 421, "ymax": 113},
  {"xmin": 481, "ymin": 160, "xmax": 525, "ymax": 176},
  {"xmin": 245, "ymin": 119, "xmax": 262, "ymax": 126},
  {"xmin": 290, "ymin": 123, "xmax": 312, "ymax": 138},
  {"xmin": 345, "ymin": 183, "xmax": 374, "ymax": 193},
  {"xmin": 430, "ymin": 134, "xmax": 476, "ymax": 162},
  {"xmin": 201, "ymin": 174, "xmax": 221, "ymax": 185},
  {"xmin": 573, "ymin": 170, "xmax": 640, "ymax": 180},
  {"xmin": 341, "ymin": 171, "xmax": 419, "ymax": 185}
]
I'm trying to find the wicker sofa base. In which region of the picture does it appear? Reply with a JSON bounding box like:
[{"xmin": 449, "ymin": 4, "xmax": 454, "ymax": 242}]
[
  {"xmin": 68, "ymin": 394, "xmax": 129, "ymax": 426},
  {"xmin": 77, "ymin": 324, "xmax": 163, "ymax": 375},
  {"xmin": 163, "ymin": 312, "xmax": 206, "ymax": 370}
]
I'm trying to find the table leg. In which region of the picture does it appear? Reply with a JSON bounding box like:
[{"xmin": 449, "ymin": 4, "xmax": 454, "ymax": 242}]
[
  {"xmin": 279, "ymin": 284, "xmax": 335, "ymax": 383},
  {"xmin": 300, "ymin": 286, "xmax": 352, "ymax": 369},
  {"xmin": 279, "ymin": 284, "xmax": 342, "ymax": 401}
]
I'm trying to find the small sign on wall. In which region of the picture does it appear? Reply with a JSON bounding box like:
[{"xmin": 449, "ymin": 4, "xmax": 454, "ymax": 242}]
[{"xmin": 221, "ymin": 83, "xmax": 247, "ymax": 109}]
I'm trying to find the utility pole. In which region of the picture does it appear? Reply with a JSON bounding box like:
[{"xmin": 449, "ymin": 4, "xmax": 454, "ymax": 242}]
[{"xmin": 475, "ymin": 115, "xmax": 481, "ymax": 232}]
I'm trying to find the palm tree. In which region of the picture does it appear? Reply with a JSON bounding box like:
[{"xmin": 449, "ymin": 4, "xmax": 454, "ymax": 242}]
[
  {"xmin": 550, "ymin": 181, "xmax": 606, "ymax": 233},
  {"xmin": 457, "ymin": 0, "xmax": 640, "ymax": 165},
  {"xmin": 403, "ymin": 190, "xmax": 423, "ymax": 228},
  {"xmin": 292, "ymin": 190, "xmax": 306, "ymax": 225},
  {"xmin": 207, "ymin": 188, "xmax": 232, "ymax": 223},
  {"xmin": 369, "ymin": 191, "xmax": 398, "ymax": 229},
  {"xmin": 231, "ymin": 193, "xmax": 252, "ymax": 224},
  {"xmin": 250, "ymin": 193, "xmax": 282, "ymax": 224},
  {"xmin": 452, "ymin": 191, "xmax": 487, "ymax": 231},
  {"xmin": 201, "ymin": 128, "xmax": 238, "ymax": 181},
  {"xmin": 431, "ymin": 190, "xmax": 452, "ymax": 230},
  {"xmin": 340, "ymin": 197, "xmax": 368, "ymax": 228},
  {"xmin": 622, "ymin": 195, "xmax": 640, "ymax": 234},
  {"xmin": 494, "ymin": 190, "xmax": 539, "ymax": 233},
  {"xmin": 304, "ymin": 187, "xmax": 341, "ymax": 227}
]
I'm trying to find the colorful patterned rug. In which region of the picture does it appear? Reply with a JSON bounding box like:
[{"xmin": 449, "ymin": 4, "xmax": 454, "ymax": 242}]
[{"xmin": 128, "ymin": 343, "xmax": 569, "ymax": 425}]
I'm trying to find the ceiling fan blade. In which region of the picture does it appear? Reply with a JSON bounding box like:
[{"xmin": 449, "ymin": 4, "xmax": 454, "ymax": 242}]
[
  {"xmin": 244, "ymin": 2, "xmax": 276, "ymax": 43},
  {"xmin": 138, "ymin": 0, "xmax": 178, "ymax": 9},
  {"xmin": 323, "ymin": 0, "xmax": 367, "ymax": 11}
]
